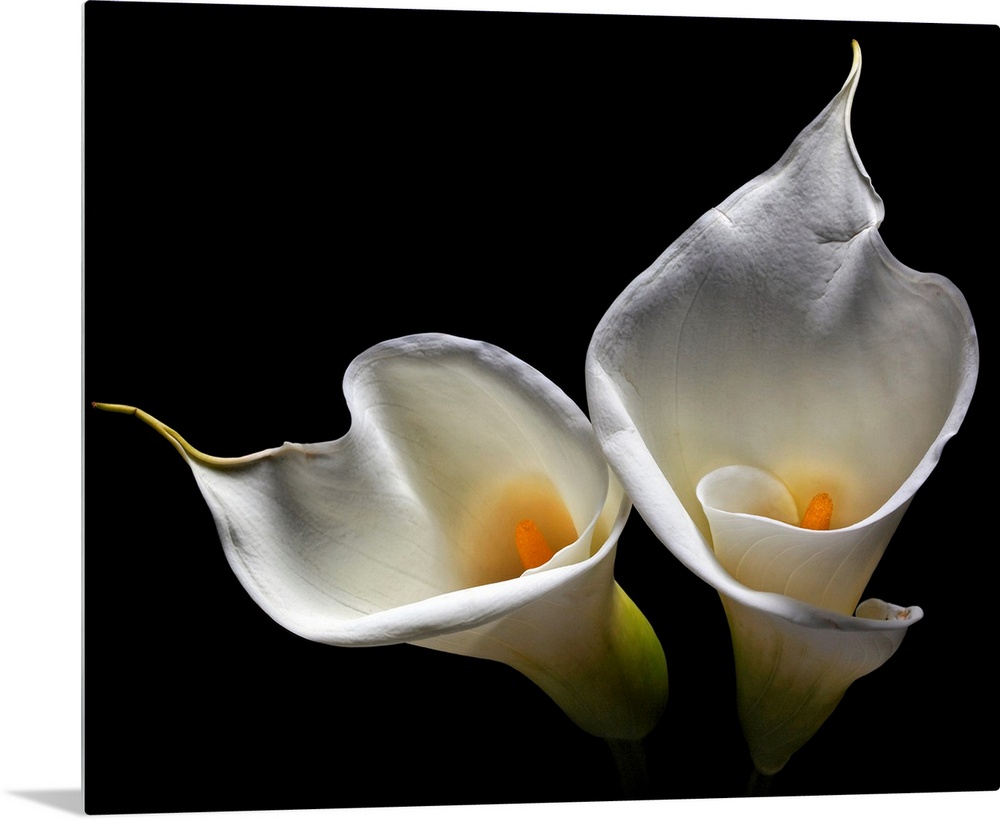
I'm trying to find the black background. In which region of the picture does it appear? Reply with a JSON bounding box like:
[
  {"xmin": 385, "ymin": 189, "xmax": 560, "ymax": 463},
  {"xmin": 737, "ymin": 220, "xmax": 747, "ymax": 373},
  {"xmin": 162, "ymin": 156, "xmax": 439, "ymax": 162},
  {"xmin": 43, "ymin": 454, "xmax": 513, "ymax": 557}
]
[{"xmin": 84, "ymin": 2, "xmax": 997, "ymax": 814}]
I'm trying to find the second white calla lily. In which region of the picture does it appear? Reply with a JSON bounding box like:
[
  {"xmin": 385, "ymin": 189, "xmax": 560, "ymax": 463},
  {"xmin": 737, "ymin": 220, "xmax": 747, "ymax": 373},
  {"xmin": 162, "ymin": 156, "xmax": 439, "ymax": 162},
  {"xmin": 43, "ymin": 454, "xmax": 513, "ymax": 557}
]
[
  {"xmin": 585, "ymin": 42, "xmax": 978, "ymax": 773},
  {"xmin": 96, "ymin": 333, "xmax": 668, "ymax": 741}
]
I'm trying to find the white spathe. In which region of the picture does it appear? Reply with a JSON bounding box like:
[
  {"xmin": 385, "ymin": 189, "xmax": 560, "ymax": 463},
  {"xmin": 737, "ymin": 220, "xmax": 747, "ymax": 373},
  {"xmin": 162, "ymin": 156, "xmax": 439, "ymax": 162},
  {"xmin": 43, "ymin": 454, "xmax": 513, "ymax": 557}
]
[
  {"xmin": 101, "ymin": 333, "xmax": 667, "ymax": 741},
  {"xmin": 585, "ymin": 42, "xmax": 977, "ymax": 773}
]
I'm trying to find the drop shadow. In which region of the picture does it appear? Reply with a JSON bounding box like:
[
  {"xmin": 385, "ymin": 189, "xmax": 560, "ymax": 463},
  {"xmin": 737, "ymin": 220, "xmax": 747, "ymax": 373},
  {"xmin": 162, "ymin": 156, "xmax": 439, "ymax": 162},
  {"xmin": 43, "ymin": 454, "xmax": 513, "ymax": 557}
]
[{"xmin": 8, "ymin": 789, "xmax": 83, "ymax": 816}]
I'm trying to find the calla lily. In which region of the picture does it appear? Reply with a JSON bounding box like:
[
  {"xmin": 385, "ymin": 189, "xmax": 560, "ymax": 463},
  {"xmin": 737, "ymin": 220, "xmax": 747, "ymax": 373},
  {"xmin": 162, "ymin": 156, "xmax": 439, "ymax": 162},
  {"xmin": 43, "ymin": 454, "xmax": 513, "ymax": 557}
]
[
  {"xmin": 95, "ymin": 333, "xmax": 668, "ymax": 741},
  {"xmin": 585, "ymin": 42, "xmax": 978, "ymax": 774}
]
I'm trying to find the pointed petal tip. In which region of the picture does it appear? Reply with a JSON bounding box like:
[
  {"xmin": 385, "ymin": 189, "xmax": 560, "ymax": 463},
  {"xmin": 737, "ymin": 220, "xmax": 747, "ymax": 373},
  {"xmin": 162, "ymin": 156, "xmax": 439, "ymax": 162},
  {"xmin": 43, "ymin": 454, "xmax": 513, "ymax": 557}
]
[{"xmin": 843, "ymin": 39, "xmax": 862, "ymax": 90}]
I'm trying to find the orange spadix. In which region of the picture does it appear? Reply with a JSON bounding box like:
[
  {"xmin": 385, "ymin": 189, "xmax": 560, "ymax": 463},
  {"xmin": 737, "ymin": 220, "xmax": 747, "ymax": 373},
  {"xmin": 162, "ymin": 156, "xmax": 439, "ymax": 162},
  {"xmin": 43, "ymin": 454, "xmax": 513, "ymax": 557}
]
[
  {"xmin": 800, "ymin": 492, "xmax": 833, "ymax": 530},
  {"xmin": 515, "ymin": 519, "xmax": 555, "ymax": 570}
]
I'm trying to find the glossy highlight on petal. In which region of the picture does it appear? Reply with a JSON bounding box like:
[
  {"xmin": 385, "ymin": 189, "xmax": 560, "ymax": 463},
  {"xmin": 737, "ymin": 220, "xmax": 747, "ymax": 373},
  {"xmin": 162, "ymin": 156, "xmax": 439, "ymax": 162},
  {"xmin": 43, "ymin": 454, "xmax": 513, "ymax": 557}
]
[{"xmin": 586, "ymin": 41, "xmax": 977, "ymax": 772}]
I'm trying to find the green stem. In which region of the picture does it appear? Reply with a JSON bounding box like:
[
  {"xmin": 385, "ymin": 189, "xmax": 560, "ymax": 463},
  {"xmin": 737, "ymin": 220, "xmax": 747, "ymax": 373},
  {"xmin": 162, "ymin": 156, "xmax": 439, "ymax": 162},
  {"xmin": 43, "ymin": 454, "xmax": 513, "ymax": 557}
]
[
  {"xmin": 606, "ymin": 738, "xmax": 650, "ymax": 799},
  {"xmin": 746, "ymin": 767, "xmax": 774, "ymax": 797}
]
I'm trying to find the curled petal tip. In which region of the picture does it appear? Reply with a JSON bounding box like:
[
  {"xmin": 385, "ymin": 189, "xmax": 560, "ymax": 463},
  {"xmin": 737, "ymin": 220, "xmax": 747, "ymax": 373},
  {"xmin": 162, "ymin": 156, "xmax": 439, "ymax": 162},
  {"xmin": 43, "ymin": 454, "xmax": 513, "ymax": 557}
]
[
  {"xmin": 856, "ymin": 598, "xmax": 922, "ymax": 622},
  {"xmin": 94, "ymin": 402, "xmax": 242, "ymax": 466}
]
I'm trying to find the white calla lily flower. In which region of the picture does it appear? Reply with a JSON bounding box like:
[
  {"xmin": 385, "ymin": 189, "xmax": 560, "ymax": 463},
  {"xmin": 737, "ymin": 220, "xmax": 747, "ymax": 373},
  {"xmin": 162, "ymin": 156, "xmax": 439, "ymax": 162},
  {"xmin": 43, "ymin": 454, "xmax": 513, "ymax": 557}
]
[
  {"xmin": 585, "ymin": 41, "xmax": 978, "ymax": 774},
  {"xmin": 96, "ymin": 333, "xmax": 668, "ymax": 741}
]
